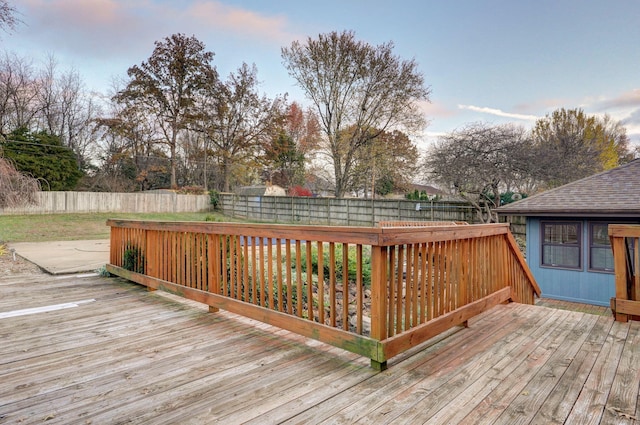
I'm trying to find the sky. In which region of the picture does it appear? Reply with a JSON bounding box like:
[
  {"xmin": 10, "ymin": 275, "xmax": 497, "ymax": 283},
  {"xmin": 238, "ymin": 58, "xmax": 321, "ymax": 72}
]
[{"xmin": 4, "ymin": 0, "xmax": 640, "ymax": 151}]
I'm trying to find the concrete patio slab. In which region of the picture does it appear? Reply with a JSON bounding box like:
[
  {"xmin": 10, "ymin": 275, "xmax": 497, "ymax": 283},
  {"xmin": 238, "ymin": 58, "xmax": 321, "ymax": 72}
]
[{"xmin": 8, "ymin": 239, "xmax": 110, "ymax": 275}]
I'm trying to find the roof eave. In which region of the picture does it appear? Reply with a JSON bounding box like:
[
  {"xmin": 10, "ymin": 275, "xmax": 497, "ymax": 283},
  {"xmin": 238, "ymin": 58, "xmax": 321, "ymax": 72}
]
[{"xmin": 497, "ymin": 209, "xmax": 640, "ymax": 218}]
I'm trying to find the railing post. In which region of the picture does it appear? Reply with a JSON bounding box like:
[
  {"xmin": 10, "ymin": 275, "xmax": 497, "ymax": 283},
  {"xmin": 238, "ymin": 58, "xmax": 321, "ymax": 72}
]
[
  {"xmin": 612, "ymin": 235, "xmax": 629, "ymax": 322},
  {"xmin": 370, "ymin": 245, "xmax": 388, "ymax": 370},
  {"xmin": 208, "ymin": 233, "xmax": 220, "ymax": 313}
]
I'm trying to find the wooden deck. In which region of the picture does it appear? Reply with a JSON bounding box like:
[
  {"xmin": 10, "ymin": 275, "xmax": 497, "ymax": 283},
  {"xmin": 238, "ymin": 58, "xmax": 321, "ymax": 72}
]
[{"xmin": 1, "ymin": 274, "xmax": 639, "ymax": 424}]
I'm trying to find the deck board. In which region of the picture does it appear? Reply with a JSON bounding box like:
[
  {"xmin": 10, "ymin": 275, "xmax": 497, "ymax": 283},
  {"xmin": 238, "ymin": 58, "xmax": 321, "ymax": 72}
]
[{"xmin": 1, "ymin": 274, "xmax": 639, "ymax": 424}]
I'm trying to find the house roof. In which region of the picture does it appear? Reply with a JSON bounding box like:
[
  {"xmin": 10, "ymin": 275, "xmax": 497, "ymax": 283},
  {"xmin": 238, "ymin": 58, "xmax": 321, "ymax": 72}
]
[
  {"xmin": 408, "ymin": 184, "xmax": 445, "ymax": 195},
  {"xmin": 497, "ymin": 159, "xmax": 640, "ymax": 217}
]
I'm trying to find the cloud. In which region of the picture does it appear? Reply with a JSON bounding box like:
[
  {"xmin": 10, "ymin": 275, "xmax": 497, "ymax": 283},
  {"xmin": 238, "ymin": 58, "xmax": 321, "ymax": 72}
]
[
  {"xmin": 457, "ymin": 104, "xmax": 538, "ymax": 121},
  {"xmin": 577, "ymin": 89, "xmax": 640, "ymax": 146},
  {"xmin": 185, "ymin": 1, "xmax": 297, "ymax": 45},
  {"xmin": 18, "ymin": 0, "xmax": 160, "ymax": 58},
  {"xmin": 17, "ymin": 0, "xmax": 298, "ymax": 59},
  {"xmin": 592, "ymin": 89, "xmax": 640, "ymax": 111},
  {"xmin": 621, "ymin": 109, "xmax": 640, "ymax": 146},
  {"xmin": 419, "ymin": 100, "xmax": 455, "ymax": 119}
]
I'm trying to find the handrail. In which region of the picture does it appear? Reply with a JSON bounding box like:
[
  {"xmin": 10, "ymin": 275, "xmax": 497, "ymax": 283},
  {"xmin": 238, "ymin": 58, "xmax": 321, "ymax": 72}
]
[
  {"xmin": 378, "ymin": 220, "xmax": 469, "ymax": 227},
  {"xmin": 106, "ymin": 220, "xmax": 540, "ymax": 369},
  {"xmin": 609, "ymin": 224, "xmax": 640, "ymax": 322}
]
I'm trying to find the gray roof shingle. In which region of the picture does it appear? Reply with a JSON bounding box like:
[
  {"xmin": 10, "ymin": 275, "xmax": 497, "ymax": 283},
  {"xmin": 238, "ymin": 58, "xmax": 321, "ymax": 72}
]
[{"xmin": 497, "ymin": 159, "xmax": 640, "ymax": 217}]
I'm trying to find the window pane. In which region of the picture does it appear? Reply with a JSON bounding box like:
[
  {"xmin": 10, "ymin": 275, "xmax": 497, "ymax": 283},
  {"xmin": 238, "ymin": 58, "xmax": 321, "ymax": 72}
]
[
  {"xmin": 591, "ymin": 223, "xmax": 610, "ymax": 246},
  {"xmin": 591, "ymin": 247, "xmax": 614, "ymax": 271},
  {"xmin": 544, "ymin": 224, "xmax": 578, "ymax": 244},
  {"xmin": 543, "ymin": 245, "xmax": 580, "ymax": 268}
]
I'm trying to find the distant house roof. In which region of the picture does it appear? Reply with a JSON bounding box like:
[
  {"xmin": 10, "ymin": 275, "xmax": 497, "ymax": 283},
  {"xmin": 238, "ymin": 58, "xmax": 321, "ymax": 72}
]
[
  {"xmin": 409, "ymin": 184, "xmax": 445, "ymax": 195},
  {"xmin": 236, "ymin": 185, "xmax": 286, "ymax": 197},
  {"xmin": 497, "ymin": 159, "xmax": 640, "ymax": 217}
]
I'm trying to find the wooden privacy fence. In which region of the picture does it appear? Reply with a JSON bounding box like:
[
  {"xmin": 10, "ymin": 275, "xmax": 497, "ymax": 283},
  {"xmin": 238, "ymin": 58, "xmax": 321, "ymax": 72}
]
[
  {"xmin": 609, "ymin": 224, "xmax": 640, "ymax": 322},
  {"xmin": 106, "ymin": 220, "xmax": 540, "ymax": 369}
]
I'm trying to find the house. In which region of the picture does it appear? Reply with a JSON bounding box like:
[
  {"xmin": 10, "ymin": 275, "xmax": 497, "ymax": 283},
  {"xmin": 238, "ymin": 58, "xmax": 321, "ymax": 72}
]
[
  {"xmin": 236, "ymin": 184, "xmax": 286, "ymax": 197},
  {"xmin": 497, "ymin": 159, "xmax": 640, "ymax": 306}
]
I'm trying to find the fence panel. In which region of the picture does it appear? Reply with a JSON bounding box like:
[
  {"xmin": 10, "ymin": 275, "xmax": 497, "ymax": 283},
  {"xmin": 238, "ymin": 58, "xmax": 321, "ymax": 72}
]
[
  {"xmin": 219, "ymin": 194, "xmax": 474, "ymax": 226},
  {"xmin": 0, "ymin": 191, "xmax": 211, "ymax": 215}
]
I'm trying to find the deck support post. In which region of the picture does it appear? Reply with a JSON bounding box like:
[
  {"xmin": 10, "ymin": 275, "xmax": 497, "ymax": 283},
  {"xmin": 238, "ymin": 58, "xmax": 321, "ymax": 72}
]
[{"xmin": 371, "ymin": 359, "xmax": 387, "ymax": 371}]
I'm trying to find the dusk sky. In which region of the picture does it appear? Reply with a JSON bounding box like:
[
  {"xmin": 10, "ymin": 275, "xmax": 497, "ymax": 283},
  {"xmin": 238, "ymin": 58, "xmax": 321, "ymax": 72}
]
[{"xmin": 6, "ymin": 0, "xmax": 640, "ymax": 149}]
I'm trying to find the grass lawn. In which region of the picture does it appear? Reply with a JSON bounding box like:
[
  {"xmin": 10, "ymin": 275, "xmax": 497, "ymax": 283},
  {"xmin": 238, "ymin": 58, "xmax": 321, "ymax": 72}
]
[{"xmin": 0, "ymin": 211, "xmax": 232, "ymax": 243}]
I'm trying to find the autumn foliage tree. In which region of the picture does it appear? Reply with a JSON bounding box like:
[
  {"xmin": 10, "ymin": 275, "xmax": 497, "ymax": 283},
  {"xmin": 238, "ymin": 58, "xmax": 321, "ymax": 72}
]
[
  {"xmin": 198, "ymin": 63, "xmax": 285, "ymax": 191},
  {"xmin": 115, "ymin": 33, "xmax": 218, "ymax": 188},
  {"xmin": 351, "ymin": 129, "xmax": 419, "ymax": 197},
  {"xmin": 261, "ymin": 102, "xmax": 320, "ymax": 189},
  {"xmin": 530, "ymin": 108, "xmax": 632, "ymax": 188},
  {"xmin": 282, "ymin": 30, "xmax": 430, "ymax": 197}
]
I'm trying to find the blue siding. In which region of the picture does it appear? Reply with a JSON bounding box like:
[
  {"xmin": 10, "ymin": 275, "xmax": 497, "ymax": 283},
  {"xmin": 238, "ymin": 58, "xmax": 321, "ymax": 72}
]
[{"xmin": 527, "ymin": 218, "xmax": 614, "ymax": 306}]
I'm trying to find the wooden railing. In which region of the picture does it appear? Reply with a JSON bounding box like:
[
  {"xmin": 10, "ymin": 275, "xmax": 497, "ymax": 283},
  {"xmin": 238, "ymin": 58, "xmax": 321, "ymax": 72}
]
[
  {"xmin": 378, "ymin": 220, "xmax": 469, "ymax": 227},
  {"xmin": 106, "ymin": 220, "xmax": 540, "ymax": 369},
  {"xmin": 609, "ymin": 224, "xmax": 640, "ymax": 322}
]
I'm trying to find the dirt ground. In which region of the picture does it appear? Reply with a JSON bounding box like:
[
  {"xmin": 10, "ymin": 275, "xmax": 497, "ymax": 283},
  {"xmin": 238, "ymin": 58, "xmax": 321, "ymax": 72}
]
[{"xmin": 0, "ymin": 249, "xmax": 44, "ymax": 276}]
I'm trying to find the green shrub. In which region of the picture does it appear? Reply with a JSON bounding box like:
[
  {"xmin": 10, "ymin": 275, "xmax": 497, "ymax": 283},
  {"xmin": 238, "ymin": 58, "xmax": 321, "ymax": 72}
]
[
  {"xmin": 294, "ymin": 243, "xmax": 371, "ymax": 287},
  {"xmin": 209, "ymin": 189, "xmax": 220, "ymax": 210},
  {"xmin": 123, "ymin": 244, "xmax": 145, "ymax": 274},
  {"xmin": 95, "ymin": 265, "xmax": 111, "ymax": 277}
]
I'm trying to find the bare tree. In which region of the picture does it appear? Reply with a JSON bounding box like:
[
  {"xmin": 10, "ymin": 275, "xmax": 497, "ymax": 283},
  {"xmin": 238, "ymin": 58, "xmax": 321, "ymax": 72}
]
[
  {"xmin": 0, "ymin": 0, "xmax": 19, "ymax": 34},
  {"xmin": 94, "ymin": 97, "xmax": 167, "ymax": 191},
  {"xmin": 0, "ymin": 52, "xmax": 39, "ymax": 132},
  {"xmin": 426, "ymin": 122, "xmax": 531, "ymax": 223},
  {"xmin": 37, "ymin": 55, "xmax": 101, "ymax": 169},
  {"xmin": 282, "ymin": 30, "xmax": 431, "ymax": 197},
  {"xmin": 0, "ymin": 156, "xmax": 40, "ymax": 208},
  {"xmin": 199, "ymin": 62, "xmax": 285, "ymax": 191},
  {"xmin": 115, "ymin": 33, "xmax": 218, "ymax": 188}
]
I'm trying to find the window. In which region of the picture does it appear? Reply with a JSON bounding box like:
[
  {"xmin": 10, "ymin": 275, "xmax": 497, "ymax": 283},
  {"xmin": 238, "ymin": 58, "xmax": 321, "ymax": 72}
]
[
  {"xmin": 541, "ymin": 221, "xmax": 581, "ymax": 269},
  {"xmin": 589, "ymin": 223, "xmax": 614, "ymax": 272}
]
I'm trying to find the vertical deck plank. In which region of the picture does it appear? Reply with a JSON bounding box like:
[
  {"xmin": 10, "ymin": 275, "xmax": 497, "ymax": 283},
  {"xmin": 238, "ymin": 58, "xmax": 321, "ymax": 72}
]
[
  {"xmin": 306, "ymin": 240, "xmax": 313, "ymax": 321},
  {"xmin": 419, "ymin": 242, "xmax": 427, "ymax": 324},
  {"xmin": 317, "ymin": 242, "xmax": 325, "ymax": 324},
  {"xmin": 276, "ymin": 239, "xmax": 283, "ymax": 312},
  {"xmin": 258, "ymin": 237, "xmax": 265, "ymax": 307},
  {"xmin": 268, "ymin": 237, "xmax": 274, "ymax": 309},
  {"xmin": 426, "ymin": 241, "xmax": 434, "ymax": 321},
  {"xmin": 405, "ymin": 243, "xmax": 413, "ymax": 331},
  {"xmin": 285, "ymin": 240, "xmax": 293, "ymax": 314},
  {"xmin": 356, "ymin": 244, "xmax": 363, "ymax": 334},
  {"xmin": 295, "ymin": 240, "xmax": 303, "ymax": 317},
  {"xmin": 329, "ymin": 242, "xmax": 336, "ymax": 327},
  {"xmin": 342, "ymin": 242, "xmax": 349, "ymax": 331},
  {"xmin": 395, "ymin": 244, "xmax": 404, "ymax": 334},
  {"xmin": 251, "ymin": 237, "xmax": 257, "ymax": 304},
  {"xmin": 388, "ymin": 246, "xmax": 396, "ymax": 336},
  {"xmin": 243, "ymin": 238, "xmax": 249, "ymax": 302},
  {"xmin": 411, "ymin": 242, "xmax": 419, "ymax": 328}
]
